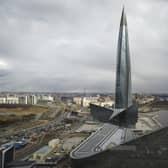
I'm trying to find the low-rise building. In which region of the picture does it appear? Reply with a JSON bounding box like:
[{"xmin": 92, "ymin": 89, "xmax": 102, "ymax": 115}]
[
  {"xmin": 61, "ymin": 96, "xmax": 73, "ymax": 104},
  {"xmin": 40, "ymin": 95, "xmax": 54, "ymax": 102},
  {"xmin": 73, "ymin": 96, "xmax": 99, "ymax": 107},
  {"xmin": 33, "ymin": 145, "xmax": 51, "ymax": 160},
  {"xmin": 73, "ymin": 97, "xmax": 82, "ymax": 105},
  {"xmin": 48, "ymin": 139, "xmax": 60, "ymax": 148},
  {"xmin": 33, "ymin": 139, "xmax": 60, "ymax": 161},
  {"xmin": 73, "ymin": 96, "xmax": 114, "ymax": 107}
]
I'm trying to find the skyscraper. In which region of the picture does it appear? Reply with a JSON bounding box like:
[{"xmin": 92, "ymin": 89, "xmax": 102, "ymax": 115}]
[
  {"xmin": 70, "ymin": 7, "xmax": 138, "ymax": 163},
  {"xmin": 115, "ymin": 7, "xmax": 132, "ymax": 109}
]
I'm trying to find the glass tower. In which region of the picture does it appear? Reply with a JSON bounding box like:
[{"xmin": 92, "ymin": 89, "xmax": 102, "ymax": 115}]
[{"xmin": 115, "ymin": 7, "xmax": 132, "ymax": 109}]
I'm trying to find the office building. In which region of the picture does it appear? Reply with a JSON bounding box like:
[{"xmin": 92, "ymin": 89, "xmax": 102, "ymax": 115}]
[
  {"xmin": 115, "ymin": 7, "xmax": 132, "ymax": 109},
  {"xmin": 0, "ymin": 146, "xmax": 15, "ymax": 168}
]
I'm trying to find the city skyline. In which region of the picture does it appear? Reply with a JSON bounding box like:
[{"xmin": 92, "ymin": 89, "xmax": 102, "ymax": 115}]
[{"xmin": 0, "ymin": 0, "xmax": 167, "ymax": 92}]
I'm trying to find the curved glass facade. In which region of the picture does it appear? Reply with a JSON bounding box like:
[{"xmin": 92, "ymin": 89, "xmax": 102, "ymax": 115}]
[{"xmin": 115, "ymin": 8, "xmax": 132, "ymax": 109}]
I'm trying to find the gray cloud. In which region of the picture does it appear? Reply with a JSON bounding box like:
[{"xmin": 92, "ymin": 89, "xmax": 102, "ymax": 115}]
[{"xmin": 0, "ymin": 0, "xmax": 167, "ymax": 93}]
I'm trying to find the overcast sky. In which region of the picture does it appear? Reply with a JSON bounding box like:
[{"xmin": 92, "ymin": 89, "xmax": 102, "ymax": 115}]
[{"xmin": 0, "ymin": 0, "xmax": 167, "ymax": 93}]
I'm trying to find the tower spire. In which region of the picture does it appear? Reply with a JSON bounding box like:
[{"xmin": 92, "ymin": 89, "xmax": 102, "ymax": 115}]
[{"xmin": 120, "ymin": 5, "xmax": 127, "ymax": 26}]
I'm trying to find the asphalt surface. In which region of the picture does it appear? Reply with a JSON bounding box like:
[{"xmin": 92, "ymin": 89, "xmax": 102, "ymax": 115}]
[{"xmin": 70, "ymin": 123, "xmax": 135, "ymax": 159}]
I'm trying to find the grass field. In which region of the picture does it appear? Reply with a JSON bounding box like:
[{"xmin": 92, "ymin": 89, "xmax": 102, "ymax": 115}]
[{"xmin": 0, "ymin": 105, "xmax": 49, "ymax": 122}]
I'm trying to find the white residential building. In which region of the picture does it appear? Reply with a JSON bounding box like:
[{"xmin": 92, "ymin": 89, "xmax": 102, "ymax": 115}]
[
  {"xmin": 40, "ymin": 95, "xmax": 54, "ymax": 102},
  {"xmin": 28, "ymin": 95, "xmax": 37, "ymax": 105},
  {"xmin": 0, "ymin": 97, "xmax": 6, "ymax": 104},
  {"xmin": 6, "ymin": 96, "xmax": 19, "ymax": 104}
]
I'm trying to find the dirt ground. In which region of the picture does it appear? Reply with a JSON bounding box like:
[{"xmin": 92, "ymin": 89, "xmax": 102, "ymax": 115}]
[{"xmin": 0, "ymin": 105, "xmax": 49, "ymax": 122}]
